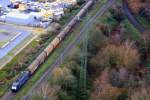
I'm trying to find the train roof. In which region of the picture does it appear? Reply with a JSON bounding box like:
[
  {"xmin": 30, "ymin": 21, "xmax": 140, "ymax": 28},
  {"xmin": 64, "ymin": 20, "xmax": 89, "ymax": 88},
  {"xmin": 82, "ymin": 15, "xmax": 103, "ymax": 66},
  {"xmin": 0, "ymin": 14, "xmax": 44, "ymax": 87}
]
[{"xmin": 15, "ymin": 71, "xmax": 29, "ymax": 83}]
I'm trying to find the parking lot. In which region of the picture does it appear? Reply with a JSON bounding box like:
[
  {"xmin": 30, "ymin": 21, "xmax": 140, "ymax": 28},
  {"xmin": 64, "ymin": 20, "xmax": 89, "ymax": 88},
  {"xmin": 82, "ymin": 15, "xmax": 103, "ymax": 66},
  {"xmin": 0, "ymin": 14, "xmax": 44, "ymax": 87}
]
[
  {"xmin": 0, "ymin": 23, "xmax": 31, "ymax": 59},
  {"xmin": 0, "ymin": 30, "xmax": 20, "ymax": 48}
]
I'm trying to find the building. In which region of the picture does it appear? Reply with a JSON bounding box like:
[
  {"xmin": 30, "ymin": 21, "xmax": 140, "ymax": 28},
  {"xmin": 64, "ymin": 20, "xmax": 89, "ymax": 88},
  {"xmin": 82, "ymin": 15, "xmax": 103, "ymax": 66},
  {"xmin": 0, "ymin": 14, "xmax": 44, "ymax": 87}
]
[
  {"xmin": 5, "ymin": 12, "xmax": 35, "ymax": 25},
  {"xmin": 0, "ymin": 0, "xmax": 11, "ymax": 7}
]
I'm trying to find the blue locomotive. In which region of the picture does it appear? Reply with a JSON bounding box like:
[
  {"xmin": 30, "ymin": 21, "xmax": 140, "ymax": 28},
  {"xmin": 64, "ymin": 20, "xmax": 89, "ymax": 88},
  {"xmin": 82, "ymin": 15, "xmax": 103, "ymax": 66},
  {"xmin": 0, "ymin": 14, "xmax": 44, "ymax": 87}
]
[{"xmin": 11, "ymin": 71, "xmax": 31, "ymax": 92}]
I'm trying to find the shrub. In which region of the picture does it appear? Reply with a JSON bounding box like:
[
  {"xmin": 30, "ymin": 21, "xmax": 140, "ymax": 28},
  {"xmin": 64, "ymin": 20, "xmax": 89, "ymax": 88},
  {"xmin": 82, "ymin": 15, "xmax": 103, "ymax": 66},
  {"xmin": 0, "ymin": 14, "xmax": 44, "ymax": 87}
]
[
  {"xmin": 58, "ymin": 91, "xmax": 73, "ymax": 100},
  {"xmin": 31, "ymin": 82, "xmax": 60, "ymax": 100},
  {"xmin": 94, "ymin": 41, "xmax": 140, "ymax": 69},
  {"xmin": 129, "ymin": 87, "xmax": 150, "ymax": 100}
]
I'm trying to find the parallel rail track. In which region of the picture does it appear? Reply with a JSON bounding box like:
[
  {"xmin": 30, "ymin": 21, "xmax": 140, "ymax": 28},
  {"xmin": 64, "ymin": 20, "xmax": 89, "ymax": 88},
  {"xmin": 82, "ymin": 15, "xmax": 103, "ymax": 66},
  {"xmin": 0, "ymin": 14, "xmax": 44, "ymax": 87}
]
[{"xmin": 123, "ymin": 0, "xmax": 145, "ymax": 33}]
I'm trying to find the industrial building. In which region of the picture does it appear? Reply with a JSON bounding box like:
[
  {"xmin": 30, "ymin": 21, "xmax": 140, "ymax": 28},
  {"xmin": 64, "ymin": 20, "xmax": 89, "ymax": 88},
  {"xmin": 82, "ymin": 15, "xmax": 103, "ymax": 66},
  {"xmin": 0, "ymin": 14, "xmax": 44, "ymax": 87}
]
[
  {"xmin": 0, "ymin": 0, "xmax": 11, "ymax": 7},
  {"xmin": 0, "ymin": 0, "xmax": 77, "ymax": 28},
  {"xmin": 5, "ymin": 12, "xmax": 35, "ymax": 25}
]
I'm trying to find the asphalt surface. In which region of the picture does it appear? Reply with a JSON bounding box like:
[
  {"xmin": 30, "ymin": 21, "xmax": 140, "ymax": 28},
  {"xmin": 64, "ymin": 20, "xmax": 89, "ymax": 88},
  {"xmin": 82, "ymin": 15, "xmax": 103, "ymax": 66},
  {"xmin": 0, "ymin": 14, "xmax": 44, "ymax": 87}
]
[
  {"xmin": 123, "ymin": 1, "xmax": 145, "ymax": 33},
  {"xmin": 2, "ymin": 0, "xmax": 116, "ymax": 99},
  {"xmin": 0, "ymin": 24, "xmax": 30, "ymax": 59}
]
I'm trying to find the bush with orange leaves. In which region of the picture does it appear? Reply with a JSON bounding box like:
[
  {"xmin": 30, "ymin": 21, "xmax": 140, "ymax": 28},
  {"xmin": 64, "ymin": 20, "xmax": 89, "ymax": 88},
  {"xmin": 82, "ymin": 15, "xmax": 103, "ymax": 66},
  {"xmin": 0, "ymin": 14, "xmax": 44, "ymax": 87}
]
[
  {"xmin": 91, "ymin": 41, "xmax": 140, "ymax": 69},
  {"xmin": 50, "ymin": 67, "xmax": 74, "ymax": 85},
  {"xmin": 129, "ymin": 87, "xmax": 150, "ymax": 100},
  {"xmin": 91, "ymin": 68, "xmax": 127, "ymax": 100},
  {"xmin": 126, "ymin": 0, "xmax": 143, "ymax": 14},
  {"xmin": 126, "ymin": 0, "xmax": 150, "ymax": 14}
]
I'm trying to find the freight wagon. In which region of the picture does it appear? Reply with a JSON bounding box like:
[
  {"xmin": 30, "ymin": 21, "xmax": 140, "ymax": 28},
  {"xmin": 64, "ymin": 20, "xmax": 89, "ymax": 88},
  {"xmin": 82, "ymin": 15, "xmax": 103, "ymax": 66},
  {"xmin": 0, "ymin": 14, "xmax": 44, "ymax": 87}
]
[{"xmin": 11, "ymin": 0, "xmax": 94, "ymax": 92}]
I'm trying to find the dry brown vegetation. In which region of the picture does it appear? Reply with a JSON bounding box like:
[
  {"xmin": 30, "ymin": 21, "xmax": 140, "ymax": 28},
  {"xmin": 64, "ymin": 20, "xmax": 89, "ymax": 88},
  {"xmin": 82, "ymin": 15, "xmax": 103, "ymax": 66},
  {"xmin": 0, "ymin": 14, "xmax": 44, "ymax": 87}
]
[
  {"xmin": 31, "ymin": 83, "xmax": 60, "ymax": 100},
  {"xmin": 91, "ymin": 69, "xmax": 127, "ymax": 100},
  {"xmin": 88, "ymin": 4, "xmax": 150, "ymax": 99},
  {"xmin": 50, "ymin": 67, "xmax": 72, "ymax": 85},
  {"xmin": 91, "ymin": 41, "xmax": 140, "ymax": 69},
  {"xmin": 129, "ymin": 87, "xmax": 150, "ymax": 100},
  {"xmin": 127, "ymin": 0, "xmax": 143, "ymax": 14},
  {"xmin": 126, "ymin": 0, "xmax": 150, "ymax": 14}
]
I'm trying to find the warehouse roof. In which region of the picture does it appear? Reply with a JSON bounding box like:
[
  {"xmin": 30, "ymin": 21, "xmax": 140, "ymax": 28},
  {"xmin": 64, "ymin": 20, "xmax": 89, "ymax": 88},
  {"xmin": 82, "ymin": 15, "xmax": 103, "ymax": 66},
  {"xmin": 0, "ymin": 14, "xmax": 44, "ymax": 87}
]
[
  {"xmin": 6, "ymin": 12, "xmax": 33, "ymax": 20},
  {"xmin": 0, "ymin": 0, "xmax": 11, "ymax": 7}
]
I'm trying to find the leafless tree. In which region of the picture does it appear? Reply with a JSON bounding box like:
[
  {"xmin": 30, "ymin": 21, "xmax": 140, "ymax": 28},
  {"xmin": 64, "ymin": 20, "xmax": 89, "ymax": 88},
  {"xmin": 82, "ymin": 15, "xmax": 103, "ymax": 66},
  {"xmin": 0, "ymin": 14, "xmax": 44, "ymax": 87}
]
[{"xmin": 31, "ymin": 82, "xmax": 60, "ymax": 100}]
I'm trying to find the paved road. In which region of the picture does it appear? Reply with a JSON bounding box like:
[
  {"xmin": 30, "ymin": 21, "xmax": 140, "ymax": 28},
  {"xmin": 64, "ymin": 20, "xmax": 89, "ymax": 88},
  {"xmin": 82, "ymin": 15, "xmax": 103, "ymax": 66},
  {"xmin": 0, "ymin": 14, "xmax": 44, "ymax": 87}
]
[
  {"xmin": 2, "ymin": 0, "xmax": 116, "ymax": 99},
  {"xmin": 23, "ymin": 0, "xmax": 116, "ymax": 99},
  {"xmin": 0, "ymin": 24, "xmax": 31, "ymax": 59},
  {"xmin": 123, "ymin": 1, "xmax": 145, "ymax": 33}
]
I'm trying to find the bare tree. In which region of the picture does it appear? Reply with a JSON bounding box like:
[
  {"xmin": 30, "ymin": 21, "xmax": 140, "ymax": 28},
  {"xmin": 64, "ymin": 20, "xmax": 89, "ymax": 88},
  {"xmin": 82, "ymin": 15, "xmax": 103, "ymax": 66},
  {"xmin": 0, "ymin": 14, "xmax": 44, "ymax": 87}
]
[
  {"xmin": 91, "ymin": 68, "xmax": 127, "ymax": 100},
  {"xmin": 141, "ymin": 31, "xmax": 150, "ymax": 62},
  {"xmin": 31, "ymin": 82, "xmax": 60, "ymax": 100},
  {"xmin": 127, "ymin": 0, "xmax": 143, "ymax": 14},
  {"xmin": 129, "ymin": 87, "xmax": 150, "ymax": 100},
  {"xmin": 91, "ymin": 41, "xmax": 140, "ymax": 69}
]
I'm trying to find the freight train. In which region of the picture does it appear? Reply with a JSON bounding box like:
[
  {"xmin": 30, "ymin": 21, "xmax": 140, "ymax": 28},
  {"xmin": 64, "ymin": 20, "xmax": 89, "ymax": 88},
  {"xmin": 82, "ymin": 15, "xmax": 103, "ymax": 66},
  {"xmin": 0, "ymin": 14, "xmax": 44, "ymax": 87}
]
[{"xmin": 11, "ymin": 0, "xmax": 94, "ymax": 92}]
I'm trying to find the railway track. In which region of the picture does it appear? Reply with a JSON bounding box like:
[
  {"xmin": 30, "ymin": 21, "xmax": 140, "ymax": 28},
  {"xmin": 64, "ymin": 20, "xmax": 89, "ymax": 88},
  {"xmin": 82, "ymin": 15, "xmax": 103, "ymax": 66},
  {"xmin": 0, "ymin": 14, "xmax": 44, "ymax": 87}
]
[
  {"xmin": 123, "ymin": 0, "xmax": 145, "ymax": 33},
  {"xmin": 2, "ymin": 0, "xmax": 116, "ymax": 99},
  {"xmin": 2, "ymin": 0, "xmax": 94, "ymax": 100},
  {"xmin": 23, "ymin": 0, "xmax": 116, "ymax": 99}
]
